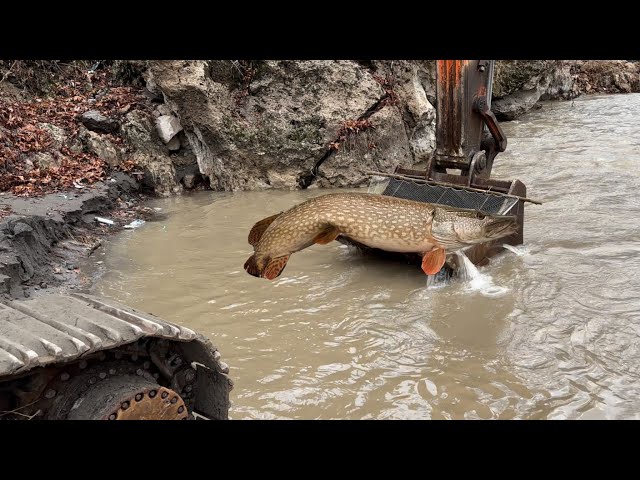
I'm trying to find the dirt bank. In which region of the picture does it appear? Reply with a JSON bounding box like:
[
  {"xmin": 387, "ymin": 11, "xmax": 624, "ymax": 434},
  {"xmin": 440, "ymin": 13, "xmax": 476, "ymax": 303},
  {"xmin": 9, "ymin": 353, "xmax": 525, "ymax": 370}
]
[{"xmin": 0, "ymin": 173, "xmax": 163, "ymax": 300}]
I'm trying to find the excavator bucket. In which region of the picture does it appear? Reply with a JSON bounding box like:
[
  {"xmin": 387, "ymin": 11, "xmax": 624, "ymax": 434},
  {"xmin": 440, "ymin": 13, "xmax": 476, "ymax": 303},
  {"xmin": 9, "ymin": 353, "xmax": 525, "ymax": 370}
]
[
  {"xmin": 340, "ymin": 60, "xmax": 538, "ymax": 277},
  {"xmin": 366, "ymin": 170, "xmax": 528, "ymax": 271}
]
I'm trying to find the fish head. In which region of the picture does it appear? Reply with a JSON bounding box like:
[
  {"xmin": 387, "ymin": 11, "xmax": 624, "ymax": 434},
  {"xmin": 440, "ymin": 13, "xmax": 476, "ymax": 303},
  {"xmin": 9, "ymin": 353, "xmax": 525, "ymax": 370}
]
[{"xmin": 431, "ymin": 207, "xmax": 518, "ymax": 249}]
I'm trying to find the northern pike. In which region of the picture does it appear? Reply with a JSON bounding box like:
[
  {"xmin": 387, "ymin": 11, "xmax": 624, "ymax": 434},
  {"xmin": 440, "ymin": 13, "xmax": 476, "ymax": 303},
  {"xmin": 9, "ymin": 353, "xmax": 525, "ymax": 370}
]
[{"xmin": 244, "ymin": 192, "xmax": 518, "ymax": 280}]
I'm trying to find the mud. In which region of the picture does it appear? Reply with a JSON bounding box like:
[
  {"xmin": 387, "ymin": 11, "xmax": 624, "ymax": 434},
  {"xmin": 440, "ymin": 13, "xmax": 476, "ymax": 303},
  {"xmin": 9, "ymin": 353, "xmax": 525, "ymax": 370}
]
[{"xmin": 0, "ymin": 173, "xmax": 162, "ymax": 300}]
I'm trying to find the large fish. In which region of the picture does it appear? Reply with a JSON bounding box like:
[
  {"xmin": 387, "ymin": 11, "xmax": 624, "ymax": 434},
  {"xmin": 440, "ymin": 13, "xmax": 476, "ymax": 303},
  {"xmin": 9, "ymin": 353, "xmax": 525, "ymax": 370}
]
[{"xmin": 244, "ymin": 192, "xmax": 517, "ymax": 280}]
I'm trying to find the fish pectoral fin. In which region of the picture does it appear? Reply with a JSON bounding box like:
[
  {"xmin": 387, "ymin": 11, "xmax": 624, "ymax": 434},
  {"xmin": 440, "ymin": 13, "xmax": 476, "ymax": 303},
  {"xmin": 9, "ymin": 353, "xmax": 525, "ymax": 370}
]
[
  {"xmin": 313, "ymin": 226, "xmax": 340, "ymax": 245},
  {"xmin": 263, "ymin": 255, "xmax": 290, "ymax": 280},
  {"xmin": 248, "ymin": 212, "xmax": 283, "ymax": 247},
  {"xmin": 421, "ymin": 247, "xmax": 446, "ymax": 275}
]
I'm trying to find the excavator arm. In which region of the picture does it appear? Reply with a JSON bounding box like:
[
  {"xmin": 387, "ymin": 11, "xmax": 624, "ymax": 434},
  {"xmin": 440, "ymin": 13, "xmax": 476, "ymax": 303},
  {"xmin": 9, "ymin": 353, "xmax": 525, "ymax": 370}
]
[{"xmin": 427, "ymin": 60, "xmax": 507, "ymax": 182}]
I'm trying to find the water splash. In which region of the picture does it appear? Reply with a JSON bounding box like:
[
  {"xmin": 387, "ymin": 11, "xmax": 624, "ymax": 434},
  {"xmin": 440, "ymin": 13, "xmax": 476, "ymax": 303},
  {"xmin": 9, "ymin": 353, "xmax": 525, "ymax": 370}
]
[
  {"xmin": 426, "ymin": 268, "xmax": 451, "ymax": 288},
  {"xmin": 502, "ymin": 244, "xmax": 529, "ymax": 256},
  {"xmin": 455, "ymin": 251, "xmax": 509, "ymax": 297}
]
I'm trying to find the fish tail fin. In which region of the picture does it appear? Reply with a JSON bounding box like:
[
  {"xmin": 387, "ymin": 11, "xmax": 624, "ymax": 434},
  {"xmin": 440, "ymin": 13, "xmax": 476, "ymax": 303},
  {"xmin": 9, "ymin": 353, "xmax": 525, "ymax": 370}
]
[
  {"xmin": 244, "ymin": 254, "xmax": 261, "ymax": 277},
  {"xmin": 263, "ymin": 255, "xmax": 290, "ymax": 280}
]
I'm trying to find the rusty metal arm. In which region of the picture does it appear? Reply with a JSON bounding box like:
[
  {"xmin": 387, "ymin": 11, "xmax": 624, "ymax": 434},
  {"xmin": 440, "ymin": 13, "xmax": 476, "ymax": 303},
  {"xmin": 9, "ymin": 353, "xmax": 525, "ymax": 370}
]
[
  {"xmin": 428, "ymin": 60, "xmax": 508, "ymax": 180},
  {"xmin": 473, "ymin": 95, "xmax": 507, "ymax": 152}
]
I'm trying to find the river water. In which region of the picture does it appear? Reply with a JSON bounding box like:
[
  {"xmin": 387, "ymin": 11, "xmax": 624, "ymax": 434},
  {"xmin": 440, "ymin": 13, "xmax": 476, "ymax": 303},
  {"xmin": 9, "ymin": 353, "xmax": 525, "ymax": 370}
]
[{"xmin": 90, "ymin": 94, "xmax": 640, "ymax": 419}]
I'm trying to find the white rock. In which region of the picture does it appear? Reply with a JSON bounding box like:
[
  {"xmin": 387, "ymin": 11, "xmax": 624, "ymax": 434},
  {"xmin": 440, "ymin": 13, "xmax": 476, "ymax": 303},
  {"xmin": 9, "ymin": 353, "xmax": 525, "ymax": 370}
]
[{"xmin": 155, "ymin": 115, "xmax": 183, "ymax": 144}]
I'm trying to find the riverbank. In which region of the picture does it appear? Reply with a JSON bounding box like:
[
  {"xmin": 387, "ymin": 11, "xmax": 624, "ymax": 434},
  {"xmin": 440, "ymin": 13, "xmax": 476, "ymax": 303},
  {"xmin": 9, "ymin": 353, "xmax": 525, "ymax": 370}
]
[
  {"xmin": 0, "ymin": 61, "xmax": 203, "ymax": 299},
  {"xmin": 0, "ymin": 173, "xmax": 165, "ymax": 299},
  {"xmin": 2, "ymin": 61, "xmax": 638, "ymax": 197}
]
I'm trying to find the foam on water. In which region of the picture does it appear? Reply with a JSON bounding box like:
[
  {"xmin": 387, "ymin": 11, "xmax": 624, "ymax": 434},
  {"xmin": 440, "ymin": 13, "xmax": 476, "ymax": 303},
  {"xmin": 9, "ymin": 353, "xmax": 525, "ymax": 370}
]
[
  {"xmin": 502, "ymin": 244, "xmax": 529, "ymax": 256},
  {"xmin": 455, "ymin": 251, "xmax": 509, "ymax": 297}
]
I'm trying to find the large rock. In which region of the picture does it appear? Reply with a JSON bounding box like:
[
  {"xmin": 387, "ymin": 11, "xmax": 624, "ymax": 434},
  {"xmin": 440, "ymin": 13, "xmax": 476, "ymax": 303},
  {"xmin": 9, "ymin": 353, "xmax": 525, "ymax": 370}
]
[
  {"xmin": 315, "ymin": 106, "xmax": 412, "ymax": 187},
  {"xmin": 78, "ymin": 110, "xmax": 119, "ymax": 134},
  {"xmin": 148, "ymin": 60, "xmax": 425, "ymax": 191},
  {"xmin": 27, "ymin": 152, "xmax": 58, "ymax": 170},
  {"xmin": 38, "ymin": 123, "xmax": 67, "ymax": 150},
  {"xmin": 121, "ymin": 110, "xmax": 198, "ymax": 196},
  {"xmin": 155, "ymin": 115, "xmax": 183, "ymax": 143},
  {"xmin": 492, "ymin": 60, "xmax": 577, "ymax": 121},
  {"xmin": 373, "ymin": 60, "xmax": 437, "ymax": 164},
  {"xmin": 29, "ymin": 123, "xmax": 69, "ymax": 170},
  {"xmin": 492, "ymin": 89, "xmax": 542, "ymax": 121},
  {"xmin": 79, "ymin": 128, "xmax": 121, "ymax": 167}
]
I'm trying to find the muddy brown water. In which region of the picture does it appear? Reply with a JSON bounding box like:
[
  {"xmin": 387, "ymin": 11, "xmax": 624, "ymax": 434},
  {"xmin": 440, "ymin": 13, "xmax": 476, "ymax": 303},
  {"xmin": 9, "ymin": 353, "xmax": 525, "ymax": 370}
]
[{"xmin": 90, "ymin": 94, "xmax": 640, "ymax": 419}]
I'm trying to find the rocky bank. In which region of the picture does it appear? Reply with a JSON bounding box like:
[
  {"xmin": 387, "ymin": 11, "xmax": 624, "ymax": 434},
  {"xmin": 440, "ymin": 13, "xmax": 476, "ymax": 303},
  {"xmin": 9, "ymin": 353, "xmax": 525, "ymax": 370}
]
[
  {"xmin": 143, "ymin": 59, "xmax": 639, "ymax": 192},
  {"xmin": 492, "ymin": 60, "xmax": 640, "ymax": 120},
  {"xmin": 2, "ymin": 60, "xmax": 638, "ymax": 198}
]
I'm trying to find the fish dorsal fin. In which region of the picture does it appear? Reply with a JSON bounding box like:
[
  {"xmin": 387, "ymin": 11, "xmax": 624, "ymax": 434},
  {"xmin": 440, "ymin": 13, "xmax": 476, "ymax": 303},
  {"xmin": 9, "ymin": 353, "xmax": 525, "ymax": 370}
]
[
  {"xmin": 421, "ymin": 247, "xmax": 446, "ymax": 275},
  {"xmin": 313, "ymin": 226, "xmax": 340, "ymax": 245},
  {"xmin": 248, "ymin": 212, "xmax": 282, "ymax": 246},
  {"xmin": 263, "ymin": 255, "xmax": 290, "ymax": 280}
]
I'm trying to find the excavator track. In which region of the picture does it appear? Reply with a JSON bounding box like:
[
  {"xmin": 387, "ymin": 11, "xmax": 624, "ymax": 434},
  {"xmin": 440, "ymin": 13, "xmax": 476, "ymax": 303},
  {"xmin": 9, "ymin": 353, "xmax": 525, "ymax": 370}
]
[{"xmin": 0, "ymin": 293, "xmax": 232, "ymax": 420}]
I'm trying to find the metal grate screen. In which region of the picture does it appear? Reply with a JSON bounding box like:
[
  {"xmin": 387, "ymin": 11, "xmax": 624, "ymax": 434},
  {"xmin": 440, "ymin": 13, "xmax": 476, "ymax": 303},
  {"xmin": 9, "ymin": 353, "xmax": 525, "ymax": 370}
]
[{"xmin": 370, "ymin": 176, "xmax": 517, "ymax": 215}]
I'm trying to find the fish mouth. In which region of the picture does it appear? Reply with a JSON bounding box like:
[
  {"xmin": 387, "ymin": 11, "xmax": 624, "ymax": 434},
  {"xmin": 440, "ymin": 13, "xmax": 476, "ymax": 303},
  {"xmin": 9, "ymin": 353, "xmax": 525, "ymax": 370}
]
[{"xmin": 485, "ymin": 215, "xmax": 519, "ymax": 239}]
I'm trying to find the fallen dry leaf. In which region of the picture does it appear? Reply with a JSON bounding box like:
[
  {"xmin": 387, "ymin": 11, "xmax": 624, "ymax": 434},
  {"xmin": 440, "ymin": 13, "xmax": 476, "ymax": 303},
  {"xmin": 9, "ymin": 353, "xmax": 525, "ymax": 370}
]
[{"xmin": 0, "ymin": 67, "xmax": 144, "ymax": 197}]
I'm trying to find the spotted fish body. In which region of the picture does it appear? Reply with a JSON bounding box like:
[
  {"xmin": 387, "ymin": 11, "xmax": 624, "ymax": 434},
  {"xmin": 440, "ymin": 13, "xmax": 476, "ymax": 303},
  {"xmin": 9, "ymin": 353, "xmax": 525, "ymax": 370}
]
[{"xmin": 244, "ymin": 192, "xmax": 517, "ymax": 280}]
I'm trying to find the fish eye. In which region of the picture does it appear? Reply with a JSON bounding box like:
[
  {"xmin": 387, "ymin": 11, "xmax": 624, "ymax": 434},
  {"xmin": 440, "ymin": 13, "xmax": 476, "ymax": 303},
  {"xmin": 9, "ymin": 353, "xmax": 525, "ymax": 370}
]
[{"xmin": 476, "ymin": 212, "xmax": 486, "ymax": 220}]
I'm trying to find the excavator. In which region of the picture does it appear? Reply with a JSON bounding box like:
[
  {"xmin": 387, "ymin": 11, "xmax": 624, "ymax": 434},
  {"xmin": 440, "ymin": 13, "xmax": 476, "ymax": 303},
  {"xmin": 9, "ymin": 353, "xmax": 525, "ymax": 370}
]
[{"xmin": 0, "ymin": 60, "xmax": 534, "ymax": 420}]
